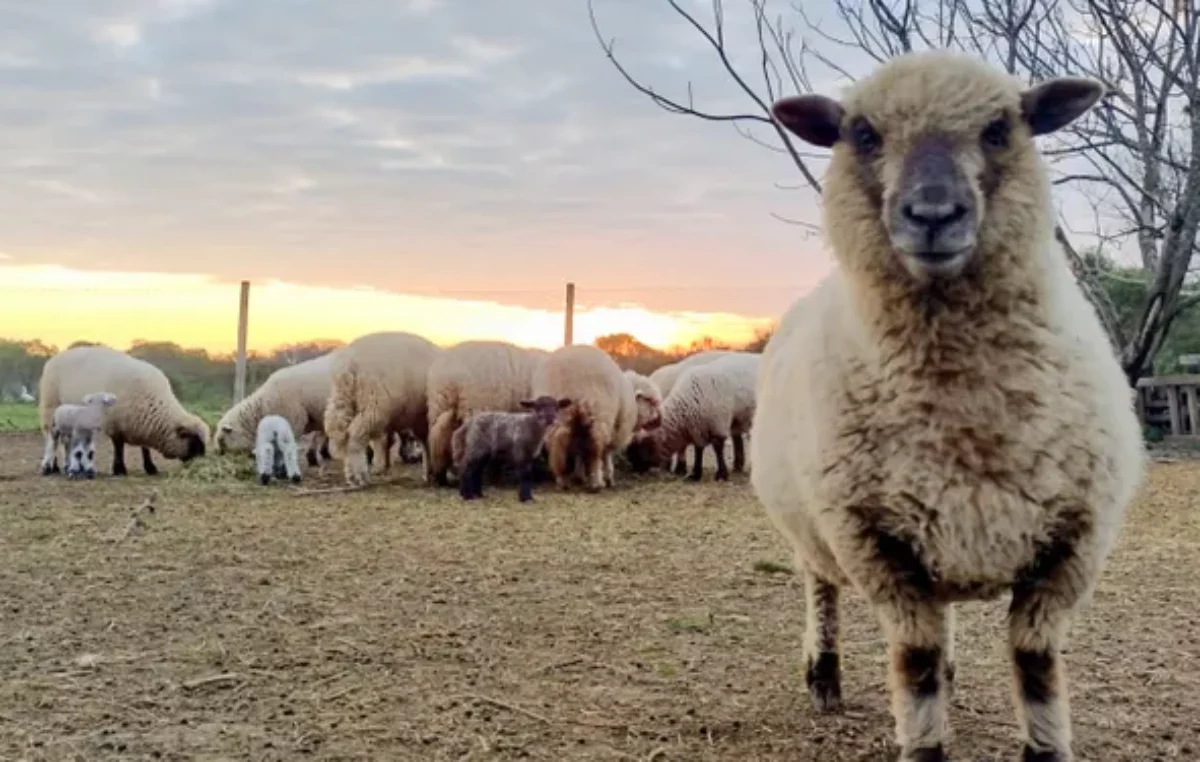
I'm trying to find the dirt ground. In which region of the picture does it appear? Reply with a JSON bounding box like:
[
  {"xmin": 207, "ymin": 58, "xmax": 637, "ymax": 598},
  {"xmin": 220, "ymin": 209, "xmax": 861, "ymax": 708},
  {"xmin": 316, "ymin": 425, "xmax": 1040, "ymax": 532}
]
[{"xmin": 1, "ymin": 432, "xmax": 1197, "ymax": 762}]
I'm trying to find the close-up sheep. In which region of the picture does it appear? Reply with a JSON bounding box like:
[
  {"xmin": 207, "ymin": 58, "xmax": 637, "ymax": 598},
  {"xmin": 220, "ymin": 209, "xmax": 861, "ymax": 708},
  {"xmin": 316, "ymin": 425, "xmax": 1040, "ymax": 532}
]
[
  {"xmin": 452, "ymin": 394, "xmax": 570, "ymax": 503},
  {"xmin": 40, "ymin": 391, "xmax": 117, "ymax": 479},
  {"xmin": 38, "ymin": 345, "xmax": 210, "ymax": 476},
  {"xmin": 751, "ymin": 50, "xmax": 1145, "ymax": 762},
  {"xmin": 323, "ymin": 330, "xmax": 440, "ymax": 487}
]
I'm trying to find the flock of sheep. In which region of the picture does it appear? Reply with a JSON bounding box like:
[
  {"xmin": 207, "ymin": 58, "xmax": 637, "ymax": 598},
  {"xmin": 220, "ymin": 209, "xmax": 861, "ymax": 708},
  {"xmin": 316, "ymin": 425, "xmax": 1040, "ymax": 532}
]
[{"xmin": 30, "ymin": 51, "xmax": 1152, "ymax": 762}]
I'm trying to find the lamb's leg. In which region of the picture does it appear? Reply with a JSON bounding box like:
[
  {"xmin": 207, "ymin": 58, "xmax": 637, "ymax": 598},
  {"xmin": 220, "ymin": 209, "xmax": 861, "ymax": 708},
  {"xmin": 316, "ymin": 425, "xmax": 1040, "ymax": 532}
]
[
  {"xmin": 305, "ymin": 439, "xmax": 319, "ymax": 468},
  {"xmin": 41, "ymin": 430, "xmax": 59, "ymax": 475},
  {"xmin": 112, "ymin": 435, "xmax": 127, "ymax": 476},
  {"xmin": 141, "ymin": 447, "xmax": 158, "ymax": 476},
  {"xmin": 459, "ymin": 456, "xmax": 485, "ymax": 500},
  {"xmin": 284, "ymin": 440, "xmax": 302, "ymax": 484},
  {"xmin": 517, "ymin": 462, "xmax": 535, "ymax": 503},
  {"xmin": 732, "ymin": 433, "xmax": 746, "ymax": 473},
  {"xmin": 687, "ymin": 443, "xmax": 704, "ymax": 481},
  {"xmin": 803, "ymin": 571, "xmax": 842, "ymax": 712},
  {"xmin": 1005, "ymin": 527, "xmax": 1094, "ymax": 761},
  {"xmin": 602, "ymin": 449, "xmax": 616, "ymax": 488},
  {"xmin": 713, "ymin": 436, "xmax": 729, "ymax": 481}
]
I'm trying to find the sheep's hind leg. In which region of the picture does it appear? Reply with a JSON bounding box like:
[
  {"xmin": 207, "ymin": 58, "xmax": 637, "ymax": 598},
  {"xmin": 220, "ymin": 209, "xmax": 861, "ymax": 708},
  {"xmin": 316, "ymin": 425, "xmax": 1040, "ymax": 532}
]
[
  {"xmin": 882, "ymin": 601, "xmax": 953, "ymax": 762},
  {"xmin": 141, "ymin": 447, "xmax": 158, "ymax": 476},
  {"xmin": 1005, "ymin": 526, "xmax": 1094, "ymax": 761},
  {"xmin": 41, "ymin": 431, "xmax": 60, "ymax": 475},
  {"xmin": 803, "ymin": 571, "xmax": 842, "ymax": 712},
  {"xmin": 112, "ymin": 435, "xmax": 128, "ymax": 476},
  {"xmin": 672, "ymin": 450, "xmax": 687, "ymax": 476},
  {"xmin": 687, "ymin": 443, "xmax": 704, "ymax": 481},
  {"xmin": 712, "ymin": 436, "xmax": 729, "ymax": 481},
  {"xmin": 732, "ymin": 433, "xmax": 746, "ymax": 473}
]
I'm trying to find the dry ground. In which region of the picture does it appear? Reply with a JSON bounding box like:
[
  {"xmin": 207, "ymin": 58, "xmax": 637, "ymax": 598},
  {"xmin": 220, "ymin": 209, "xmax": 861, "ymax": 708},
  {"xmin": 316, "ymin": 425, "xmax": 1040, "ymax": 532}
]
[{"xmin": 1, "ymin": 432, "xmax": 1197, "ymax": 762}]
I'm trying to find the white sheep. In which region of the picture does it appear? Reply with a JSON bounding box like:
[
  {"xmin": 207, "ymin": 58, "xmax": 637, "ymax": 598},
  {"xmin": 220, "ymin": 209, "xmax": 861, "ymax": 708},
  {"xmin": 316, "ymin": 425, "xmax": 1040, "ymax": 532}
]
[
  {"xmin": 323, "ymin": 331, "xmax": 440, "ymax": 486},
  {"xmin": 425, "ymin": 340, "xmax": 548, "ymax": 486},
  {"xmin": 39, "ymin": 346, "xmax": 210, "ymax": 476},
  {"xmin": 753, "ymin": 50, "xmax": 1145, "ymax": 761},
  {"xmin": 255, "ymin": 414, "xmax": 302, "ymax": 485},
  {"xmin": 532, "ymin": 344, "xmax": 637, "ymax": 491},
  {"xmin": 40, "ymin": 391, "xmax": 117, "ymax": 479},
  {"xmin": 644, "ymin": 353, "xmax": 757, "ymax": 481},
  {"xmin": 648, "ymin": 349, "xmax": 747, "ymax": 474},
  {"xmin": 215, "ymin": 352, "xmax": 339, "ymax": 467},
  {"xmin": 622, "ymin": 369, "xmax": 663, "ymax": 431}
]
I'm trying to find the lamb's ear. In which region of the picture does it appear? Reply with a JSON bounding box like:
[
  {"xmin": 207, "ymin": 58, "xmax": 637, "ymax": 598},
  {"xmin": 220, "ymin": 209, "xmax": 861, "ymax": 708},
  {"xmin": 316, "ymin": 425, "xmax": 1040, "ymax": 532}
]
[
  {"xmin": 518, "ymin": 399, "xmax": 535, "ymax": 409},
  {"xmin": 1020, "ymin": 77, "xmax": 1105, "ymax": 136},
  {"xmin": 557, "ymin": 398, "xmax": 572, "ymax": 409},
  {"xmin": 771, "ymin": 94, "xmax": 844, "ymax": 148}
]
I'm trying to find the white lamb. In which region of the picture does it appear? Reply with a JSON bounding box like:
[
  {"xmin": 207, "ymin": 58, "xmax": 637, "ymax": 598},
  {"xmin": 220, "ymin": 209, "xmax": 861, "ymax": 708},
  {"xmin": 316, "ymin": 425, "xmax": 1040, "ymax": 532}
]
[
  {"xmin": 753, "ymin": 50, "xmax": 1145, "ymax": 761},
  {"xmin": 40, "ymin": 392, "xmax": 117, "ymax": 479},
  {"xmin": 255, "ymin": 414, "xmax": 302, "ymax": 486}
]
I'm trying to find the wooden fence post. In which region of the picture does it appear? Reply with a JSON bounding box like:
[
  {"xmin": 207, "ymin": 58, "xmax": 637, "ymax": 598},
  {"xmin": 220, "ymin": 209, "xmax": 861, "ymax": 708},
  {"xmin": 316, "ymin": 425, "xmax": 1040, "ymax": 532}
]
[
  {"xmin": 564, "ymin": 282, "xmax": 575, "ymax": 347},
  {"xmin": 234, "ymin": 280, "xmax": 250, "ymax": 403}
]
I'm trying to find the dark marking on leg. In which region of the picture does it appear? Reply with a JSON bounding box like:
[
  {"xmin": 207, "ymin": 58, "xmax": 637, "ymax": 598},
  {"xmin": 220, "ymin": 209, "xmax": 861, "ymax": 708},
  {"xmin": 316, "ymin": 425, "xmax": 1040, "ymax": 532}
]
[
  {"xmin": 290, "ymin": 474, "xmax": 301, "ymax": 484},
  {"xmin": 713, "ymin": 436, "xmax": 729, "ymax": 481},
  {"xmin": 1014, "ymin": 648, "xmax": 1056, "ymax": 704},
  {"xmin": 259, "ymin": 473, "xmax": 270, "ymax": 486},
  {"xmin": 517, "ymin": 465, "xmax": 535, "ymax": 503},
  {"xmin": 688, "ymin": 444, "xmax": 704, "ymax": 481},
  {"xmin": 112, "ymin": 435, "xmax": 127, "ymax": 476},
  {"xmin": 806, "ymin": 651, "xmax": 841, "ymax": 712},
  {"xmin": 1021, "ymin": 747, "xmax": 1066, "ymax": 762},
  {"xmin": 672, "ymin": 452, "xmax": 687, "ymax": 476},
  {"xmin": 732, "ymin": 433, "xmax": 745, "ymax": 473},
  {"xmin": 907, "ymin": 745, "xmax": 946, "ymax": 762},
  {"xmin": 141, "ymin": 447, "xmax": 159, "ymax": 476},
  {"xmin": 319, "ymin": 441, "xmax": 331, "ymax": 461},
  {"xmin": 899, "ymin": 646, "xmax": 942, "ymax": 698},
  {"xmin": 306, "ymin": 448, "xmax": 319, "ymax": 467}
]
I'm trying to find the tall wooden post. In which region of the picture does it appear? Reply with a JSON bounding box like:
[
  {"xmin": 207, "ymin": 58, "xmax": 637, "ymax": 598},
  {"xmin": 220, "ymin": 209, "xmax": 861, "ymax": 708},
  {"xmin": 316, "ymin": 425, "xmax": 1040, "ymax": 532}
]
[
  {"xmin": 234, "ymin": 280, "xmax": 250, "ymax": 403},
  {"xmin": 564, "ymin": 282, "xmax": 575, "ymax": 347}
]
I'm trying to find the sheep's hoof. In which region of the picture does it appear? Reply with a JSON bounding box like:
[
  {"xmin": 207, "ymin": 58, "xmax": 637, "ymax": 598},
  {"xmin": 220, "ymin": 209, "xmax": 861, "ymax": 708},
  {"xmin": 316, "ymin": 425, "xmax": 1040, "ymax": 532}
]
[
  {"xmin": 41, "ymin": 463, "xmax": 55, "ymax": 476},
  {"xmin": 686, "ymin": 472, "xmax": 702, "ymax": 482},
  {"xmin": 1016, "ymin": 747, "xmax": 1068, "ymax": 762},
  {"xmin": 806, "ymin": 652, "xmax": 842, "ymax": 713},
  {"xmin": 144, "ymin": 464, "xmax": 159, "ymax": 476},
  {"xmin": 290, "ymin": 474, "xmax": 302, "ymax": 484},
  {"xmin": 85, "ymin": 471, "xmax": 96, "ymax": 480},
  {"xmin": 944, "ymin": 662, "xmax": 956, "ymax": 701},
  {"xmin": 900, "ymin": 745, "xmax": 947, "ymax": 762},
  {"xmin": 113, "ymin": 463, "xmax": 127, "ymax": 477},
  {"xmin": 305, "ymin": 450, "xmax": 319, "ymax": 468},
  {"xmin": 259, "ymin": 474, "xmax": 270, "ymax": 486},
  {"xmin": 715, "ymin": 469, "xmax": 729, "ymax": 482},
  {"xmin": 434, "ymin": 472, "xmax": 451, "ymax": 488},
  {"xmin": 519, "ymin": 492, "xmax": 534, "ymax": 503}
]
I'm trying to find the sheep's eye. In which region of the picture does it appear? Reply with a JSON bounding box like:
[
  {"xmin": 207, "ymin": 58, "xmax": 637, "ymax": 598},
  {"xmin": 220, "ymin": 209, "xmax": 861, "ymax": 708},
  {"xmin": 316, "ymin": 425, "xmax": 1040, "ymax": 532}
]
[
  {"xmin": 849, "ymin": 118, "xmax": 882, "ymax": 154},
  {"xmin": 982, "ymin": 117, "xmax": 1010, "ymax": 149}
]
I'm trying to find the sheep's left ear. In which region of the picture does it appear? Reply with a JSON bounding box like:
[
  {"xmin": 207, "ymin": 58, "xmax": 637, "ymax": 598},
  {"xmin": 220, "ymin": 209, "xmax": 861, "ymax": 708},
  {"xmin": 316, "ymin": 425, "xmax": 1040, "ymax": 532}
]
[
  {"xmin": 771, "ymin": 94, "xmax": 844, "ymax": 148},
  {"xmin": 518, "ymin": 399, "xmax": 535, "ymax": 409},
  {"xmin": 557, "ymin": 398, "xmax": 572, "ymax": 409},
  {"xmin": 1020, "ymin": 77, "xmax": 1105, "ymax": 136}
]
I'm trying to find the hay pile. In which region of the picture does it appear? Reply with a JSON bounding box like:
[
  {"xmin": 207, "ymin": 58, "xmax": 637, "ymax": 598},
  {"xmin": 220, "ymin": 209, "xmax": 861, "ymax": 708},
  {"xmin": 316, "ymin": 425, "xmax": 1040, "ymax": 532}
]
[{"xmin": 169, "ymin": 452, "xmax": 258, "ymax": 483}]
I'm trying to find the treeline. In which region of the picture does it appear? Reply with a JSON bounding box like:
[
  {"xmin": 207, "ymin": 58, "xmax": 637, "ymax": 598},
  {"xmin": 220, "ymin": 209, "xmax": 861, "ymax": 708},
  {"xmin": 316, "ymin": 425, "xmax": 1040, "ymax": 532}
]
[{"xmin": 0, "ymin": 332, "xmax": 772, "ymax": 407}]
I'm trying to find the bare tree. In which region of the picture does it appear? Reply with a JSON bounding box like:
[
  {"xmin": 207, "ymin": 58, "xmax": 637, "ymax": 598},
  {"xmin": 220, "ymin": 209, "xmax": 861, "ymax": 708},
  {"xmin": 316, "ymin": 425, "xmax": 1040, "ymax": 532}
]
[{"xmin": 589, "ymin": 0, "xmax": 1200, "ymax": 382}]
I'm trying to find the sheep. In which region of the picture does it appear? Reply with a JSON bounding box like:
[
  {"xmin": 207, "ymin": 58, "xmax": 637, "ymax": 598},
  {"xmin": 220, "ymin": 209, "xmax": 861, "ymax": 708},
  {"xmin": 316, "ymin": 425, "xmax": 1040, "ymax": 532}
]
[
  {"xmin": 255, "ymin": 414, "xmax": 302, "ymax": 485},
  {"xmin": 214, "ymin": 352, "xmax": 339, "ymax": 467},
  {"xmin": 39, "ymin": 345, "xmax": 210, "ymax": 476},
  {"xmin": 532, "ymin": 344, "xmax": 637, "ymax": 491},
  {"xmin": 425, "ymin": 340, "xmax": 548, "ymax": 486},
  {"xmin": 452, "ymin": 395, "xmax": 570, "ymax": 502},
  {"xmin": 752, "ymin": 50, "xmax": 1145, "ymax": 762},
  {"xmin": 40, "ymin": 392, "xmax": 117, "ymax": 479},
  {"xmin": 648, "ymin": 350, "xmax": 747, "ymax": 474},
  {"xmin": 642, "ymin": 354, "xmax": 757, "ymax": 481},
  {"xmin": 323, "ymin": 331, "xmax": 440, "ymax": 486},
  {"xmin": 623, "ymin": 369, "xmax": 663, "ymax": 431}
]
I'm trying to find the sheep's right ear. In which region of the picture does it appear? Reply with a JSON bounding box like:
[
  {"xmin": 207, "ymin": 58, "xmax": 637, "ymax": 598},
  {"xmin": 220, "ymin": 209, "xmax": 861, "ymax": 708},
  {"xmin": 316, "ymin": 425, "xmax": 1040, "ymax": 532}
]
[
  {"xmin": 557, "ymin": 398, "xmax": 572, "ymax": 409},
  {"xmin": 1020, "ymin": 77, "xmax": 1106, "ymax": 136},
  {"xmin": 771, "ymin": 95, "xmax": 844, "ymax": 148}
]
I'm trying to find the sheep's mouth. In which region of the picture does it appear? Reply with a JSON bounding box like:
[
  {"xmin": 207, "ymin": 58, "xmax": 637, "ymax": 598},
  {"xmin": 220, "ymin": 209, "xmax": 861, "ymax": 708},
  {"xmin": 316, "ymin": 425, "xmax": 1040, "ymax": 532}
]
[{"xmin": 902, "ymin": 246, "xmax": 975, "ymax": 277}]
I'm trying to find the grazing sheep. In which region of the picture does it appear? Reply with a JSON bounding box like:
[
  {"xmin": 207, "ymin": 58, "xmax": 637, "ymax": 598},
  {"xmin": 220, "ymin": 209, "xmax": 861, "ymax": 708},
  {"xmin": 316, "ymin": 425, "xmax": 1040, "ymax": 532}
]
[
  {"xmin": 649, "ymin": 350, "xmax": 746, "ymax": 474},
  {"xmin": 532, "ymin": 345, "xmax": 637, "ymax": 491},
  {"xmin": 215, "ymin": 352, "xmax": 339, "ymax": 467},
  {"xmin": 255, "ymin": 414, "xmax": 302, "ymax": 485},
  {"xmin": 644, "ymin": 354, "xmax": 757, "ymax": 481},
  {"xmin": 40, "ymin": 392, "xmax": 117, "ymax": 479},
  {"xmin": 752, "ymin": 50, "xmax": 1144, "ymax": 762},
  {"xmin": 623, "ymin": 369, "xmax": 663, "ymax": 431},
  {"xmin": 426, "ymin": 340, "xmax": 548, "ymax": 486},
  {"xmin": 323, "ymin": 331, "xmax": 440, "ymax": 486},
  {"xmin": 39, "ymin": 346, "xmax": 210, "ymax": 476},
  {"xmin": 452, "ymin": 395, "xmax": 570, "ymax": 502}
]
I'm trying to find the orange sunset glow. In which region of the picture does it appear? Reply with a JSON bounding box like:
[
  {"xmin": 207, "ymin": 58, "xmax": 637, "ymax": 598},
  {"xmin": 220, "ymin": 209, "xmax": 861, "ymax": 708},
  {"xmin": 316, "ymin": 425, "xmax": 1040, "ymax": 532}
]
[{"xmin": 0, "ymin": 264, "xmax": 776, "ymax": 353}]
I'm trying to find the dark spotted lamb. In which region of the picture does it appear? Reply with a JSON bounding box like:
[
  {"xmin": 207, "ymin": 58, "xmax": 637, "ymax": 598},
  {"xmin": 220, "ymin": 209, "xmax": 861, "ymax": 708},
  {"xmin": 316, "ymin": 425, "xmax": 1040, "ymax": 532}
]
[{"xmin": 451, "ymin": 395, "xmax": 570, "ymax": 503}]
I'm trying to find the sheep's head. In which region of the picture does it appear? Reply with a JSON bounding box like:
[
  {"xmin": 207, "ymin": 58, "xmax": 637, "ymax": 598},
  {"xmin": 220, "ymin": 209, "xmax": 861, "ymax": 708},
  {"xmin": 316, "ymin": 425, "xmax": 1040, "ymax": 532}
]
[
  {"xmin": 166, "ymin": 419, "xmax": 208, "ymax": 461},
  {"xmin": 520, "ymin": 395, "xmax": 571, "ymax": 428},
  {"xmin": 771, "ymin": 51, "xmax": 1104, "ymax": 282},
  {"xmin": 213, "ymin": 416, "xmax": 254, "ymax": 455},
  {"xmin": 397, "ymin": 430, "xmax": 424, "ymax": 465},
  {"xmin": 634, "ymin": 390, "xmax": 662, "ymax": 431}
]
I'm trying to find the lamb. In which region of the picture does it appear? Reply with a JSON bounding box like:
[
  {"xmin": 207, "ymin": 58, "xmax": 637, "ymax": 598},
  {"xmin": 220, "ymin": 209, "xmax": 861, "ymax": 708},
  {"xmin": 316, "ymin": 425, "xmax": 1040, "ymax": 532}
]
[
  {"xmin": 751, "ymin": 51, "xmax": 1144, "ymax": 762},
  {"xmin": 426, "ymin": 340, "xmax": 548, "ymax": 486},
  {"xmin": 39, "ymin": 345, "xmax": 210, "ymax": 476},
  {"xmin": 323, "ymin": 331, "xmax": 440, "ymax": 486},
  {"xmin": 215, "ymin": 352, "xmax": 339, "ymax": 467},
  {"xmin": 532, "ymin": 344, "xmax": 637, "ymax": 491},
  {"xmin": 255, "ymin": 414, "xmax": 302, "ymax": 485},
  {"xmin": 452, "ymin": 395, "xmax": 570, "ymax": 502},
  {"xmin": 40, "ymin": 392, "xmax": 117, "ymax": 479},
  {"xmin": 643, "ymin": 354, "xmax": 757, "ymax": 481}
]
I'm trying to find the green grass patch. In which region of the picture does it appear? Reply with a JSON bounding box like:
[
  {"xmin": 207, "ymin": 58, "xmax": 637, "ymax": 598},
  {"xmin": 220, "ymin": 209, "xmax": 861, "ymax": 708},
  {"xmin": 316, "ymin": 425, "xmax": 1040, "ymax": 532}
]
[
  {"xmin": 752, "ymin": 559, "xmax": 795, "ymax": 576},
  {"xmin": 666, "ymin": 611, "xmax": 713, "ymax": 634},
  {"xmin": 0, "ymin": 403, "xmax": 40, "ymax": 432}
]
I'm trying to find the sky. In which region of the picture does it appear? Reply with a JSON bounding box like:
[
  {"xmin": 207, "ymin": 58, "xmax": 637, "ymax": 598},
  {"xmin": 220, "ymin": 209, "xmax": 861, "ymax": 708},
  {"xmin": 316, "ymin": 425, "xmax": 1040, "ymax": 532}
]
[{"xmin": 0, "ymin": 0, "xmax": 1112, "ymax": 353}]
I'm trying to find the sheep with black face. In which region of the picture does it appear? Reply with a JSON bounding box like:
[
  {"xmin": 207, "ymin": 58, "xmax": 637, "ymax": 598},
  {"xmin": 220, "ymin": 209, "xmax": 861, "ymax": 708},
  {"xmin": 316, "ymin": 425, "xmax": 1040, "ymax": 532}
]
[{"xmin": 751, "ymin": 50, "xmax": 1144, "ymax": 762}]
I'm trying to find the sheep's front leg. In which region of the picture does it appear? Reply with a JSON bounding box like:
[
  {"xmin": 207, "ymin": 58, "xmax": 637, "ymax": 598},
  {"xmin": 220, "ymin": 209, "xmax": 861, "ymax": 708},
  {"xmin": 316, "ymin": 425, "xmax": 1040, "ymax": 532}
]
[
  {"xmin": 803, "ymin": 571, "xmax": 842, "ymax": 712},
  {"xmin": 1006, "ymin": 525, "xmax": 1094, "ymax": 761},
  {"xmin": 881, "ymin": 601, "xmax": 953, "ymax": 762},
  {"xmin": 712, "ymin": 436, "xmax": 729, "ymax": 481},
  {"xmin": 41, "ymin": 431, "xmax": 60, "ymax": 475},
  {"xmin": 672, "ymin": 450, "xmax": 687, "ymax": 476},
  {"xmin": 141, "ymin": 447, "xmax": 158, "ymax": 476},
  {"xmin": 111, "ymin": 435, "xmax": 128, "ymax": 476},
  {"xmin": 517, "ymin": 463, "xmax": 536, "ymax": 502},
  {"xmin": 687, "ymin": 443, "xmax": 705, "ymax": 481},
  {"xmin": 732, "ymin": 433, "xmax": 746, "ymax": 473},
  {"xmin": 602, "ymin": 449, "xmax": 616, "ymax": 487}
]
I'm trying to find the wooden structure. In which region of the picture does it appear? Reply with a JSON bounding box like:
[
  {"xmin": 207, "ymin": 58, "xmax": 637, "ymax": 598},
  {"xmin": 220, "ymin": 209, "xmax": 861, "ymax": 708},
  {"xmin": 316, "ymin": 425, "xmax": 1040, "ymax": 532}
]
[
  {"xmin": 1135, "ymin": 374, "xmax": 1200, "ymax": 438},
  {"xmin": 563, "ymin": 282, "xmax": 575, "ymax": 347},
  {"xmin": 233, "ymin": 281, "xmax": 250, "ymax": 403}
]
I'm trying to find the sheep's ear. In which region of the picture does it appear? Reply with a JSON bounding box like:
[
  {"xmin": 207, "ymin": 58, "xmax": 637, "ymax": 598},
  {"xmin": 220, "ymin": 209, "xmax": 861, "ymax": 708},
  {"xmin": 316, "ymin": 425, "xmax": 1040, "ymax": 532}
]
[
  {"xmin": 1020, "ymin": 77, "xmax": 1105, "ymax": 136},
  {"xmin": 771, "ymin": 94, "xmax": 844, "ymax": 148},
  {"xmin": 518, "ymin": 399, "xmax": 535, "ymax": 409},
  {"xmin": 221, "ymin": 424, "xmax": 234, "ymax": 433},
  {"xmin": 557, "ymin": 398, "xmax": 572, "ymax": 409},
  {"xmin": 176, "ymin": 425, "xmax": 194, "ymax": 438}
]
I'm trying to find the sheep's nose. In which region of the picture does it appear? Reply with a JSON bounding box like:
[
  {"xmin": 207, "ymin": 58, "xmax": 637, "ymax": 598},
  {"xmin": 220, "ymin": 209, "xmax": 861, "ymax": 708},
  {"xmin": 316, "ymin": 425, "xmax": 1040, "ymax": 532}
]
[{"xmin": 900, "ymin": 198, "xmax": 968, "ymax": 235}]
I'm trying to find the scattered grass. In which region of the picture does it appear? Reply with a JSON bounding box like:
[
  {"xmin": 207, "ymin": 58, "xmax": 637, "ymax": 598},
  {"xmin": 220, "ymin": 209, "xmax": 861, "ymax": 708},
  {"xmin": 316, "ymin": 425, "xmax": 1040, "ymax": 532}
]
[
  {"xmin": 752, "ymin": 559, "xmax": 795, "ymax": 576},
  {"xmin": 666, "ymin": 611, "xmax": 714, "ymax": 634}
]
